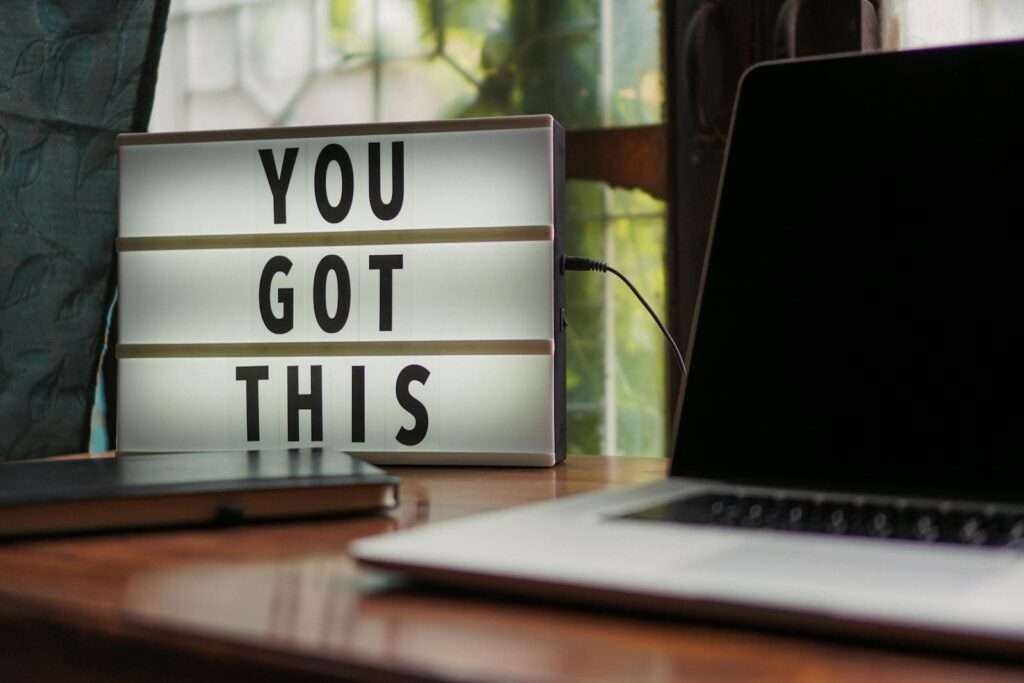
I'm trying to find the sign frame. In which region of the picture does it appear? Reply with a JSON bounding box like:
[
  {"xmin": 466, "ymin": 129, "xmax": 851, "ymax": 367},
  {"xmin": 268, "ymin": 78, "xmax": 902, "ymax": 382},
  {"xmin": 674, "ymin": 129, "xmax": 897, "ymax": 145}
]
[{"xmin": 115, "ymin": 115, "xmax": 566, "ymax": 466}]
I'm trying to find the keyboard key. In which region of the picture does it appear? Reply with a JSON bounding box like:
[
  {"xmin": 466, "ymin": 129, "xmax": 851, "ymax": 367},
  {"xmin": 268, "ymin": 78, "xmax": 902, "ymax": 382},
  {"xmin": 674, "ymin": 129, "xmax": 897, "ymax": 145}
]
[
  {"xmin": 780, "ymin": 501, "xmax": 808, "ymax": 530},
  {"xmin": 861, "ymin": 505, "xmax": 896, "ymax": 538},
  {"xmin": 898, "ymin": 508, "xmax": 941, "ymax": 542},
  {"xmin": 992, "ymin": 516, "xmax": 1024, "ymax": 547}
]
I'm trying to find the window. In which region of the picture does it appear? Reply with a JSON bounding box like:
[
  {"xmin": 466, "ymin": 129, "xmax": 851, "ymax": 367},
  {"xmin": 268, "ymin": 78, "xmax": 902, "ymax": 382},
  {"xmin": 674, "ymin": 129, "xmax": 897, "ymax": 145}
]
[
  {"xmin": 881, "ymin": 0, "xmax": 1024, "ymax": 49},
  {"xmin": 144, "ymin": 0, "xmax": 668, "ymax": 457}
]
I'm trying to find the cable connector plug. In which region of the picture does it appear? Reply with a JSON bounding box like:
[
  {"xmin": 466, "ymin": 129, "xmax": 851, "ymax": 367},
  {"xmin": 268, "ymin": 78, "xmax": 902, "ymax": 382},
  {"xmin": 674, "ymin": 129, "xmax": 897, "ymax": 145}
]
[
  {"xmin": 563, "ymin": 256, "xmax": 608, "ymax": 273},
  {"xmin": 562, "ymin": 254, "xmax": 687, "ymax": 376}
]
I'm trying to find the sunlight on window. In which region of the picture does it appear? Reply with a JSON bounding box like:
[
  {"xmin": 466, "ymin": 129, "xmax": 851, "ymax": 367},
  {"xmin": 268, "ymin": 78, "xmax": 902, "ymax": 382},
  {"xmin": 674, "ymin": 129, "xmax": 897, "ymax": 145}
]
[
  {"xmin": 149, "ymin": 0, "xmax": 667, "ymax": 457},
  {"xmin": 882, "ymin": 0, "xmax": 1024, "ymax": 50}
]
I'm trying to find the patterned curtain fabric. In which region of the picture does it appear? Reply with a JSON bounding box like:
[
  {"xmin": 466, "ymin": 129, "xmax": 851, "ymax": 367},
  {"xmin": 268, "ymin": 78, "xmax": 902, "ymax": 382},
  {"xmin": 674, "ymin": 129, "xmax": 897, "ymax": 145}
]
[{"xmin": 0, "ymin": 1, "xmax": 168, "ymax": 460}]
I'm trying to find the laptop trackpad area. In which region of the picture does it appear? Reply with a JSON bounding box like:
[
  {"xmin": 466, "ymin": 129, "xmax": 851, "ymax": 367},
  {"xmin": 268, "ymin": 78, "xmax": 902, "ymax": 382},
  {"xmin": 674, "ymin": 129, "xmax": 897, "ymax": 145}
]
[{"xmin": 679, "ymin": 535, "xmax": 1021, "ymax": 615}]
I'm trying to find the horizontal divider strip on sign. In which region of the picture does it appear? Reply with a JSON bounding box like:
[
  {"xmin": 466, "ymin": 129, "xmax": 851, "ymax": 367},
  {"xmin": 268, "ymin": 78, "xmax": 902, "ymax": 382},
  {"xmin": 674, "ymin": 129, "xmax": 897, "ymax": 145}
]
[
  {"xmin": 117, "ymin": 226, "xmax": 553, "ymax": 252},
  {"xmin": 118, "ymin": 114, "xmax": 554, "ymax": 146},
  {"xmin": 116, "ymin": 340, "xmax": 554, "ymax": 359}
]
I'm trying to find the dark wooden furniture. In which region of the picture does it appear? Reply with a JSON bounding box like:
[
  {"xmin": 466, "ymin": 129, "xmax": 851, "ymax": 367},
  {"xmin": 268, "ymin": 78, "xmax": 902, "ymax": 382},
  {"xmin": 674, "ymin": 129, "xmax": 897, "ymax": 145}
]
[{"xmin": 0, "ymin": 455, "xmax": 1021, "ymax": 682}]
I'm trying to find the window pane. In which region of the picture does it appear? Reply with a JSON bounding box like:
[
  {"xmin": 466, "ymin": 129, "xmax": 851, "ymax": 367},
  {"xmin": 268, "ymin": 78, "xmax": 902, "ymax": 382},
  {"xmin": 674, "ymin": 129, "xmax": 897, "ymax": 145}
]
[
  {"xmin": 882, "ymin": 0, "xmax": 1024, "ymax": 49},
  {"xmin": 142, "ymin": 0, "xmax": 667, "ymax": 457}
]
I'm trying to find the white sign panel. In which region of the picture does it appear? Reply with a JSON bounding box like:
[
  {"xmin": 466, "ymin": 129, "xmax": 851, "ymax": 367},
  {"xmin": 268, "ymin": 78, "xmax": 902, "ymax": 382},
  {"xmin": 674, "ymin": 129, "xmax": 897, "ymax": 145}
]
[{"xmin": 117, "ymin": 116, "xmax": 565, "ymax": 466}]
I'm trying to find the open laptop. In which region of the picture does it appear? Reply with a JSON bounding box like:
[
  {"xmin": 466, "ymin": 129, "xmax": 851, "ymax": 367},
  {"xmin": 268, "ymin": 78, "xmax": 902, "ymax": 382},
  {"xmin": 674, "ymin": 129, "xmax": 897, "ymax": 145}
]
[{"xmin": 353, "ymin": 41, "xmax": 1024, "ymax": 654}]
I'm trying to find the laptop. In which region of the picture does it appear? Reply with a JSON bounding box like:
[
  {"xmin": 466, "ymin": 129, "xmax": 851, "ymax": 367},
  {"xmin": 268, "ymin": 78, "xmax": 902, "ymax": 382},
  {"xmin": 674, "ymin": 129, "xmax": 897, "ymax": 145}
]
[{"xmin": 353, "ymin": 41, "xmax": 1024, "ymax": 654}]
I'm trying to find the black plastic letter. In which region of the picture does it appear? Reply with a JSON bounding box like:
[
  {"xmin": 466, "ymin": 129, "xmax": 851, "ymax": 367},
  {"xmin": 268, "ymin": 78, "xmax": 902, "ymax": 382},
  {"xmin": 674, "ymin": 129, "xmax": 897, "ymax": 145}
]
[
  {"xmin": 395, "ymin": 364, "xmax": 429, "ymax": 446},
  {"xmin": 236, "ymin": 366, "xmax": 269, "ymax": 441},
  {"xmin": 368, "ymin": 141, "xmax": 404, "ymax": 220},
  {"xmin": 259, "ymin": 256, "xmax": 293, "ymax": 334},
  {"xmin": 352, "ymin": 365, "xmax": 365, "ymax": 443},
  {"xmin": 287, "ymin": 365, "xmax": 323, "ymax": 442},
  {"xmin": 258, "ymin": 147, "xmax": 299, "ymax": 224},
  {"xmin": 314, "ymin": 143, "xmax": 354, "ymax": 223},
  {"xmin": 368, "ymin": 254, "xmax": 403, "ymax": 331},
  {"xmin": 312, "ymin": 255, "xmax": 351, "ymax": 333}
]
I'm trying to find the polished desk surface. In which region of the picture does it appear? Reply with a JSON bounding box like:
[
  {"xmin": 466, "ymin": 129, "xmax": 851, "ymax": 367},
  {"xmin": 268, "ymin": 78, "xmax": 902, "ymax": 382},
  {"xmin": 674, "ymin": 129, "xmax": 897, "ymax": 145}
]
[{"xmin": 0, "ymin": 455, "xmax": 1021, "ymax": 682}]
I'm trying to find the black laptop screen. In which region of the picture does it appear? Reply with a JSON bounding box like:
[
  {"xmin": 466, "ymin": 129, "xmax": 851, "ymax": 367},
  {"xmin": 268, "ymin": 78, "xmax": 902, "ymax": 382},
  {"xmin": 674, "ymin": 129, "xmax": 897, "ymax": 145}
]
[{"xmin": 673, "ymin": 42, "xmax": 1024, "ymax": 502}]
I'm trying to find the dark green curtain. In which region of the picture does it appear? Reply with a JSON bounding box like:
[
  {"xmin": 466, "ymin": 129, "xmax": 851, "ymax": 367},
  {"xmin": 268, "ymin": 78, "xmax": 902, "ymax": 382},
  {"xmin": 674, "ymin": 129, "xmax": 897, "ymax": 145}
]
[{"xmin": 0, "ymin": 1, "xmax": 169, "ymax": 461}]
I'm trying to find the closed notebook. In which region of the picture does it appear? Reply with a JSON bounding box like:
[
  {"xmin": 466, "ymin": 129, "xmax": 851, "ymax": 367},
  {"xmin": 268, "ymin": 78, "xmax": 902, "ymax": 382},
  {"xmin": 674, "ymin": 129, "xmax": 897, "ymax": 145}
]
[{"xmin": 0, "ymin": 449, "xmax": 398, "ymax": 538}]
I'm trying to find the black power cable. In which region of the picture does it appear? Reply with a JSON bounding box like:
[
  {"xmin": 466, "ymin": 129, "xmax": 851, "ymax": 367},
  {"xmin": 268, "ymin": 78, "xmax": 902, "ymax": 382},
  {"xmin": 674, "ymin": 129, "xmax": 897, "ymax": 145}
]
[{"xmin": 563, "ymin": 256, "xmax": 687, "ymax": 376}]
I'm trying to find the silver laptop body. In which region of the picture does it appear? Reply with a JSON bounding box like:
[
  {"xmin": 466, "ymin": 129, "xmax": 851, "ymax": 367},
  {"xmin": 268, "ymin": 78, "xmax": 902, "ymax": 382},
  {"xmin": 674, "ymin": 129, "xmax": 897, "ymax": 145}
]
[{"xmin": 353, "ymin": 42, "xmax": 1024, "ymax": 654}]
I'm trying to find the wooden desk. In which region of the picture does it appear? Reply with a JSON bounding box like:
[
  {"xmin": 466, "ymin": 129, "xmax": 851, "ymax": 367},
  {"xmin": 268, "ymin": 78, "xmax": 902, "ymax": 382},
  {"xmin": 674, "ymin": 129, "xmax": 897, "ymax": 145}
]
[{"xmin": 0, "ymin": 456, "xmax": 1020, "ymax": 682}]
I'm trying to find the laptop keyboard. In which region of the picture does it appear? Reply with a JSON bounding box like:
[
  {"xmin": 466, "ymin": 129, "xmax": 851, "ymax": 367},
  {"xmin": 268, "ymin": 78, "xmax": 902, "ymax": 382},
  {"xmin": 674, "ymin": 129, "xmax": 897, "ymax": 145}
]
[{"xmin": 619, "ymin": 493, "xmax": 1024, "ymax": 548}]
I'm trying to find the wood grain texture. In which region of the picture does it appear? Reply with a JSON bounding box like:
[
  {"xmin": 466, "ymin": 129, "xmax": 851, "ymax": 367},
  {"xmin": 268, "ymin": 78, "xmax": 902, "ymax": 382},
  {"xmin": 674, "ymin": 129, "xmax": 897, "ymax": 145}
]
[{"xmin": 0, "ymin": 455, "xmax": 1021, "ymax": 682}]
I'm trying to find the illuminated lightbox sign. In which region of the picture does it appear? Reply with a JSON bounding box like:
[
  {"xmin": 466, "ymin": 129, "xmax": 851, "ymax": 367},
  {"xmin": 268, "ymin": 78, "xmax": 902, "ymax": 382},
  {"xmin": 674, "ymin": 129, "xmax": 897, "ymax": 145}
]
[{"xmin": 117, "ymin": 116, "xmax": 565, "ymax": 466}]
